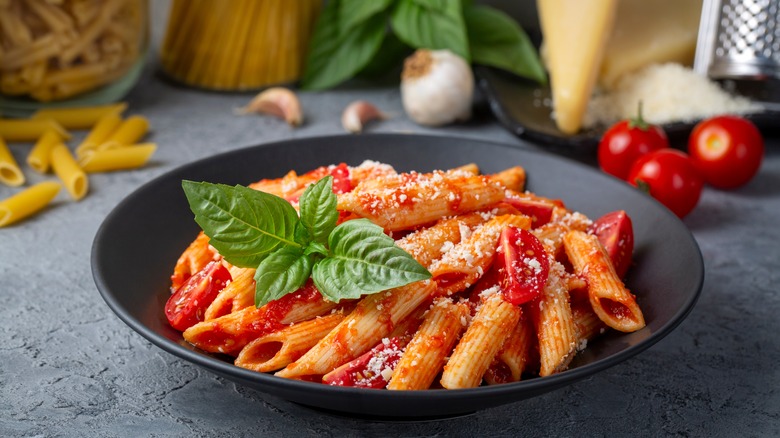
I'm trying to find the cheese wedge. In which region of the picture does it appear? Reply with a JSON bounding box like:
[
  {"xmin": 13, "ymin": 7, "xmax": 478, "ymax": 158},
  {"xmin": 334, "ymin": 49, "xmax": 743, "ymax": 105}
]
[
  {"xmin": 537, "ymin": 0, "xmax": 618, "ymax": 134},
  {"xmin": 600, "ymin": 0, "xmax": 702, "ymax": 89}
]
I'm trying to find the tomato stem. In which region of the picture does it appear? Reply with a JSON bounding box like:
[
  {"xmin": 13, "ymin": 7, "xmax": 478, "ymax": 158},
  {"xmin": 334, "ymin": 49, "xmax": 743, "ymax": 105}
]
[{"xmin": 628, "ymin": 101, "xmax": 649, "ymax": 130}]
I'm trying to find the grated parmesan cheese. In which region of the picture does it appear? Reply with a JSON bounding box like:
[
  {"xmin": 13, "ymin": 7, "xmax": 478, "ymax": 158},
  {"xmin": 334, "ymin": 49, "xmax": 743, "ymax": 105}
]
[{"xmin": 582, "ymin": 63, "xmax": 761, "ymax": 128}]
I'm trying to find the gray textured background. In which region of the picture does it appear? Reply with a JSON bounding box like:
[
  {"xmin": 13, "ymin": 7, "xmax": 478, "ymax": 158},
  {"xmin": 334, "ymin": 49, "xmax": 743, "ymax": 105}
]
[{"xmin": 2, "ymin": 2, "xmax": 779, "ymax": 437}]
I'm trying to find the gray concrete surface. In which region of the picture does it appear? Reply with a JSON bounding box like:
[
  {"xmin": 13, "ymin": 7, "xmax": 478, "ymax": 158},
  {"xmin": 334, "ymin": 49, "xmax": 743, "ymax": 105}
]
[{"xmin": 2, "ymin": 4, "xmax": 780, "ymax": 437}]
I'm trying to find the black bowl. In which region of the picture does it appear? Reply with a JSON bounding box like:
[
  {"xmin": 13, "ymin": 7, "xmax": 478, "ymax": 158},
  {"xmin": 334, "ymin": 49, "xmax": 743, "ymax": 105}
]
[{"xmin": 92, "ymin": 134, "xmax": 703, "ymax": 419}]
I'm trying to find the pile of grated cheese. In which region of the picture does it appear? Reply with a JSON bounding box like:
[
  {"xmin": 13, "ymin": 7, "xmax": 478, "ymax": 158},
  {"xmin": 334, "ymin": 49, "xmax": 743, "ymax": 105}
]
[{"xmin": 582, "ymin": 63, "xmax": 762, "ymax": 128}]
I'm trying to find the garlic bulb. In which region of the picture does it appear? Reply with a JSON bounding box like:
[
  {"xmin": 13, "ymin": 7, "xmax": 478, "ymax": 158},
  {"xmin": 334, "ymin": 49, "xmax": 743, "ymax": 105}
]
[{"xmin": 400, "ymin": 49, "xmax": 474, "ymax": 126}]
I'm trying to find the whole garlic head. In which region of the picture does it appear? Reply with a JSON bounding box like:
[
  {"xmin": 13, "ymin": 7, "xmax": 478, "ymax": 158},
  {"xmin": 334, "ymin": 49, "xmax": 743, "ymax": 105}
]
[{"xmin": 401, "ymin": 49, "xmax": 474, "ymax": 126}]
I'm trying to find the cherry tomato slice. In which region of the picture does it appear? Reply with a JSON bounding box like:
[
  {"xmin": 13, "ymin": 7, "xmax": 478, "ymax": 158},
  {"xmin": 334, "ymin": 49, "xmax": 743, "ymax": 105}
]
[
  {"xmin": 322, "ymin": 337, "xmax": 404, "ymax": 388},
  {"xmin": 165, "ymin": 261, "xmax": 231, "ymax": 331},
  {"xmin": 329, "ymin": 163, "xmax": 352, "ymax": 194},
  {"xmin": 628, "ymin": 149, "xmax": 704, "ymax": 219},
  {"xmin": 588, "ymin": 210, "xmax": 634, "ymax": 278},
  {"xmin": 598, "ymin": 114, "xmax": 669, "ymax": 181},
  {"xmin": 497, "ymin": 227, "xmax": 550, "ymax": 305},
  {"xmin": 688, "ymin": 115, "xmax": 764, "ymax": 189},
  {"xmin": 502, "ymin": 197, "xmax": 555, "ymax": 228}
]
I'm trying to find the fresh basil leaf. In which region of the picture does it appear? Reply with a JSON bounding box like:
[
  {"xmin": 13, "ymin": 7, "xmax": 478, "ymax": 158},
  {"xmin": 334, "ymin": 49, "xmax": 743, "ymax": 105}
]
[
  {"xmin": 305, "ymin": 241, "xmax": 329, "ymax": 258},
  {"xmin": 390, "ymin": 0, "xmax": 470, "ymax": 61},
  {"xmin": 302, "ymin": 1, "xmax": 388, "ymax": 90},
  {"xmin": 254, "ymin": 247, "xmax": 312, "ymax": 307},
  {"xmin": 358, "ymin": 32, "xmax": 412, "ymax": 80},
  {"xmin": 182, "ymin": 181, "xmax": 300, "ymax": 268},
  {"xmin": 465, "ymin": 5, "xmax": 546, "ymax": 83},
  {"xmin": 299, "ymin": 176, "xmax": 338, "ymax": 245},
  {"xmin": 311, "ymin": 219, "xmax": 431, "ymax": 301},
  {"xmin": 338, "ymin": 0, "xmax": 395, "ymax": 35}
]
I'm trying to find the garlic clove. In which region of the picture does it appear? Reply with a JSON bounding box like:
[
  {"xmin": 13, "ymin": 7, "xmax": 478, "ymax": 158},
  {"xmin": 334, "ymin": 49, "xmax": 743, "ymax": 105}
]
[
  {"xmin": 400, "ymin": 49, "xmax": 474, "ymax": 127},
  {"xmin": 341, "ymin": 100, "xmax": 386, "ymax": 133},
  {"xmin": 236, "ymin": 87, "xmax": 303, "ymax": 126}
]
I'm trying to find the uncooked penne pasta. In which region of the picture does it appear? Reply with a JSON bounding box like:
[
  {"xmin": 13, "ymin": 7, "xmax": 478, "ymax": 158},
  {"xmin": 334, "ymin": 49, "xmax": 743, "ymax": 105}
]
[
  {"xmin": 50, "ymin": 143, "xmax": 88, "ymax": 200},
  {"xmin": 0, "ymin": 137, "xmax": 25, "ymax": 186},
  {"xmin": 75, "ymin": 112, "xmax": 122, "ymax": 158},
  {"xmin": 440, "ymin": 293, "xmax": 522, "ymax": 389},
  {"xmin": 32, "ymin": 102, "xmax": 127, "ymax": 129},
  {"xmin": 563, "ymin": 230, "xmax": 646, "ymax": 333},
  {"xmin": 275, "ymin": 280, "xmax": 436, "ymax": 379},
  {"xmin": 97, "ymin": 115, "xmax": 149, "ymax": 150},
  {"xmin": 533, "ymin": 261, "xmax": 578, "ymax": 376},
  {"xmin": 235, "ymin": 313, "xmax": 345, "ymax": 373},
  {"xmin": 388, "ymin": 299, "xmax": 469, "ymax": 390},
  {"xmin": 0, "ymin": 118, "xmax": 70, "ymax": 141},
  {"xmin": 26, "ymin": 129, "xmax": 63, "ymax": 173},
  {"xmin": 0, "ymin": 181, "xmax": 60, "ymax": 227},
  {"xmin": 337, "ymin": 171, "xmax": 507, "ymax": 231},
  {"xmin": 79, "ymin": 143, "xmax": 156, "ymax": 172}
]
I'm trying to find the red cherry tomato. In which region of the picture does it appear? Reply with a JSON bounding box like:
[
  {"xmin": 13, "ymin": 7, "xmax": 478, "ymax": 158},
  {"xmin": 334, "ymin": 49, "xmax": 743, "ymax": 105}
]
[
  {"xmin": 688, "ymin": 115, "xmax": 764, "ymax": 189},
  {"xmin": 165, "ymin": 261, "xmax": 231, "ymax": 331},
  {"xmin": 323, "ymin": 337, "xmax": 404, "ymax": 388},
  {"xmin": 627, "ymin": 149, "xmax": 704, "ymax": 218},
  {"xmin": 588, "ymin": 211, "xmax": 634, "ymax": 278},
  {"xmin": 329, "ymin": 162, "xmax": 352, "ymax": 194},
  {"xmin": 598, "ymin": 110, "xmax": 669, "ymax": 180},
  {"xmin": 497, "ymin": 226, "xmax": 550, "ymax": 305}
]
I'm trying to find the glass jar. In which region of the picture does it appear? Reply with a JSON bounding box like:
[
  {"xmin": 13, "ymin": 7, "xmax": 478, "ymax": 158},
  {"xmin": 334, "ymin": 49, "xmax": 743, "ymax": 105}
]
[
  {"xmin": 160, "ymin": 0, "xmax": 321, "ymax": 91},
  {"xmin": 0, "ymin": 0, "xmax": 149, "ymax": 114}
]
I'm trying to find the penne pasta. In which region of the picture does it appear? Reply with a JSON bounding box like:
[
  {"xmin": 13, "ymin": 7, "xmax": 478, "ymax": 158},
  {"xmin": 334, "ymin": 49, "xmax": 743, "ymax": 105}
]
[
  {"xmin": 532, "ymin": 261, "xmax": 578, "ymax": 376},
  {"xmin": 0, "ymin": 137, "xmax": 25, "ymax": 186},
  {"xmin": 31, "ymin": 102, "xmax": 127, "ymax": 129},
  {"xmin": 79, "ymin": 143, "xmax": 156, "ymax": 172},
  {"xmin": 50, "ymin": 143, "xmax": 88, "ymax": 200},
  {"xmin": 97, "ymin": 115, "xmax": 150, "ymax": 150},
  {"xmin": 0, "ymin": 181, "xmax": 60, "ymax": 227},
  {"xmin": 484, "ymin": 315, "xmax": 536, "ymax": 385},
  {"xmin": 388, "ymin": 299, "xmax": 469, "ymax": 390},
  {"xmin": 430, "ymin": 214, "xmax": 532, "ymax": 296},
  {"xmin": 440, "ymin": 293, "xmax": 522, "ymax": 389},
  {"xmin": 275, "ymin": 280, "xmax": 436, "ymax": 379},
  {"xmin": 235, "ymin": 313, "xmax": 345, "ymax": 373},
  {"xmin": 0, "ymin": 118, "xmax": 70, "ymax": 141},
  {"xmin": 337, "ymin": 171, "xmax": 508, "ymax": 231},
  {"xmin": 26, "ymin": 129, "xmax": 63, "ymax": 173},
  {"xmin": 563, "ymin": 230, "xmax": 646, "ymax": 333},
  {"xmin": 75, "ymin": 112, "xmax": 122, "ymax": 159},
  {"xmin": 204, "ymin": 267, "xmax": 255, "ymax": 321}
]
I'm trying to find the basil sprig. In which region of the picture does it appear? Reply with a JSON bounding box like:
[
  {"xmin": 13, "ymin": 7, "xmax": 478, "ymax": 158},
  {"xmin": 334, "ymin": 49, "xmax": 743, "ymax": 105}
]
[
  {"xmin": 182, "ymin": 177, "xmax": 431, "ymax": 307},
  {"xmin": 301, "ymin": 0, "xmax": 546, "ymax": 90}
]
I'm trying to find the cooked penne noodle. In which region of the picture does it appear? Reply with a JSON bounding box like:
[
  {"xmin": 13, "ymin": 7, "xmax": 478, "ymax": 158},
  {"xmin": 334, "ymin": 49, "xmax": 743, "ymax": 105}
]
[
  {"xmin": 75, "ymin": 112, "xmax": 122, "ymax": 158},
  {"xmin": 50, "ymin": 143, "xmax": 88, "ymax": 200},
  {"xmin": 275, "ymin": 280, "xmax": 436, "ymax": 379},
  {"xmin": 0, "ymin": 137, "xmax": 25, "ymax": 186},
  {"xmin": 96, "ymin": 115, "xmax": 149, "ymax": 150},
  {"xmin": 484, "ymin": 315, "xmax": 536, "ymax": 385},
  {"xmin": 388, "ymin": 299, "xmax": 469, "ymax": 390},
  {"xmin": 563, "ymin": 230, "xmax": 646, "ymax": 333},
  {"xmin": 396, "ymin": 212, "xmax": 489, "ymax": 268},
  {"xmin": 0, "ymin": 181, "xmax": 60, "ymax": 227},
  {"xmin": 79, "ymin": 143, "xmax": 156, "ymax": 172},
  {"xmin": 26, "ymin": 129, "xmax": 63, "ymax": 173},
  {"xmin": 337, "ymin": 171, "xmax": 508, "ymax": 231},
  {"xmin": 430, "ymin": 214, "xmax": 531, "ymax": 296},
  {"xmin": 31, "ymin": 102, "xmax": 127, "ymax": 129},
  {"xmin": 183, "ymin": 291, "xmax": 338, "ymax": 355},
  {"xmin": 440, "ymin": 293, "xmax": 522, "ymax": 389},
  {"xmin": 488, "ymin": 165, "xmax": 526, "ymax": 192},
  {"xmin": 170, "ymin": 231, "xmax": 220, "ymax": 291},
  {"xmin": 0, "ymin": 118, "xmax": 70, "ymax": 141},
  {"xmin": 235, "ymin": 313, "xmax": 345, "ymax": 373},
  {"xmin": 572, "ymin": 303, "xmax": 607, "ymax": 348},
  {"xmin": 204, "ymin": 267, "xmax": 255, "ymax": 321},
  {"xmin": 533, "ymin": 261, "xmax": 578, "ymax": 376}
]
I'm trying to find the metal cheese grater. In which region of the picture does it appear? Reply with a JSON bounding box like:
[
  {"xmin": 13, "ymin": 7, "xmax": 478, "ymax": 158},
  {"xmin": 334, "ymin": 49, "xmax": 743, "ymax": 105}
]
[{"xmin": 695, "ymin": 0, "xmax": 780, "ymax": 79}]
